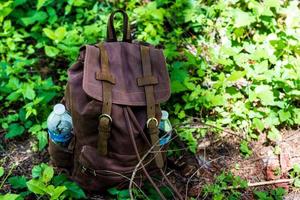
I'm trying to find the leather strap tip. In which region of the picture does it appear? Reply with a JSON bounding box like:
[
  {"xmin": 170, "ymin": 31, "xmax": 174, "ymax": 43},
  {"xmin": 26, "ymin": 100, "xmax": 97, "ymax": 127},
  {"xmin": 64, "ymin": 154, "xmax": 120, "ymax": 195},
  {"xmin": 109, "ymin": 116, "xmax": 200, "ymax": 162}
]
[
  {"xmin": 95, "ymin": 72, "xmax": 116, "ymax": 84},
  {"xmin": 137, "ymin": 76, "xmax": 158, "ymax": 86}
]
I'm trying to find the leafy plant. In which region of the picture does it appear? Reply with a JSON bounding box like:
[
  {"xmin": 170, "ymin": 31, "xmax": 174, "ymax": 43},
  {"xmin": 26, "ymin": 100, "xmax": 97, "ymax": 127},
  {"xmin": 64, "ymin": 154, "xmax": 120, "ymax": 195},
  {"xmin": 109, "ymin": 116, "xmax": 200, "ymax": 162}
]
[
  {"xmin": 5, "ymin": 163, "xmax": 86, "ymax": 200},
  {"xmin": 254, "ymin": 188, "xmax": 286, "ymax": 200},
  {"xmin": 289, "ymin": 164, "xmax": 300, "ymax": 188},
  {"xmin": 202, "ymin": 171, "xmax": 248, "ymax": 200}
]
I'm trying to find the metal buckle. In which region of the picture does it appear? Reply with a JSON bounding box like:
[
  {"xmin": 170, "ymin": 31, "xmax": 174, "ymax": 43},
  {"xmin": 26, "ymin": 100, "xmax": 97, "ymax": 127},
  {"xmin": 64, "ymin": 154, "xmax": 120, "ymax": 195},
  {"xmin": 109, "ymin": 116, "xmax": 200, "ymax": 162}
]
[
  {"xmin": 146, "ymin": 117, "xmax": 158, "ymax": 128},
  {"xmin": 99, "ymin": 114, "xmax": 112, "ymax": 123},
  {"xmin": 81, "ymin": 166, "xmax": 87, "ymax": 173}
]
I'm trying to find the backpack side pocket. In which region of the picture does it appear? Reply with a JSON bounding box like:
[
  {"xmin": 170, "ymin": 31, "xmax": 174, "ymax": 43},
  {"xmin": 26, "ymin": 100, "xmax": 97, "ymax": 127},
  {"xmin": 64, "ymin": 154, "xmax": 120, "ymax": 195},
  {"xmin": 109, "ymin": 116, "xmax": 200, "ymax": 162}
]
[{"xmin": 48, "ymin": 137, "xmax": 74, "ymax": 169}]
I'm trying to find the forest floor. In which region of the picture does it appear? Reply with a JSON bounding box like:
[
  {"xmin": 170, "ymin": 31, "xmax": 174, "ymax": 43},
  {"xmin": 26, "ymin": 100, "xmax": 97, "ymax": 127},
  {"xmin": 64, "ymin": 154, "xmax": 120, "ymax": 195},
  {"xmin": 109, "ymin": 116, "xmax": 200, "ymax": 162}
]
[{"xmin": 1, "ymin": 128, "xmax": 300, "ymax": 199}]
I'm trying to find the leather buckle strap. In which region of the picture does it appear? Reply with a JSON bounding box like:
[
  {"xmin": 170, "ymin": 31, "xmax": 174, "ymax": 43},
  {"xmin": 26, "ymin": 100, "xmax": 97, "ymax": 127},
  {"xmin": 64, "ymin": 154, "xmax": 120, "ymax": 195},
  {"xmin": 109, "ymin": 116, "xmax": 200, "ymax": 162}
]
[
  {"xmin": 97, "ymin": 43, "xmax": 113, "ymax": 156},
  {"xmin": 99, "ymin": 113, "xmax": 112, "ymax": 123},
  {"xmin": 146, "ymin": 117, "xmax": 158, "ymax": 128},
  {"xmin": 140, "ymin": 45, "xmax": 164, "ymax": 169},
  {"xmin": 97, "ymin": 116, "xmax": 111, "ymax": 155}
]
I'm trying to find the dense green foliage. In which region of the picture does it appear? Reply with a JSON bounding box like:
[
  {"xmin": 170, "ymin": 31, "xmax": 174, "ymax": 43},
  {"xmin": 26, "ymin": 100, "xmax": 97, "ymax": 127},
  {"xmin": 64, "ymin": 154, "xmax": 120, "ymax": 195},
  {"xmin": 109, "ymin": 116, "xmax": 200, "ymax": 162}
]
[
  {"xmin": 0, "ymin": 0, "xmax": 300, "ymax": 198},
  {"xmin": 1, "ymin": 0, "xmax": 299, "ymax": 154}
]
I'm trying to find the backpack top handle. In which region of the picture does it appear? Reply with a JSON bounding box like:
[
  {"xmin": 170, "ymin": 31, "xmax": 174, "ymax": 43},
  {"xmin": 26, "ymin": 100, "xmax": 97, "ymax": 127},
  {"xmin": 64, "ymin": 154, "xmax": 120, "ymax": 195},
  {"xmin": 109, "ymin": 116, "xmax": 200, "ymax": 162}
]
[{"xmin": 106, "ymin": 10, "xmax": 132, "ymax": 42}]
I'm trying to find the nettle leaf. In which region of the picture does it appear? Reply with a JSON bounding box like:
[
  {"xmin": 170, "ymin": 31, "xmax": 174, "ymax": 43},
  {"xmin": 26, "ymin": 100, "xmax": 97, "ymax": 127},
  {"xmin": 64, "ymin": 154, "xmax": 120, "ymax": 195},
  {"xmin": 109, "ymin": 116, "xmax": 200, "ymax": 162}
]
[
  {"xmin": 26, "ymin": 179, "xmax": 46, "ymax": 195},
  {"xmin": 293, "ymin": 108, "xmax": 300, "ymax": 125},
  {"xmin": 278, "ymin": 110, "xmax": 291, "ymax": 122},
  {"xmin": 54, "ymin": 27, "xmax": 66, "ymax": 41},
  {"xmin": 170, "ymin": 63, "xmax": 190, "ymax": 93},
  {"xmin": 0, "ymin": 194, "xmax": 20, "ymax": 200},
  {"xmin": 253, "ymin": 60, "xmax": 269, "ymax": 74},
  {"xmin": 43, "ymin": 27, "xmax": 66, "ymax": 42},
  {"xmin": 171, "ymin": 80, "xmax": 187, "ymax": 93},
  {"xmin": 20, "ymin": 11, "xmax": 48, "ymax": 26},
  {"xmin": 254, "ymin": 85, "xmax": 275, "ymax": 106},
  {"xmin": 211, "ymin": 95, "xmax": 225, "ymax": 106},
  {"xmin": 45, "ymin": 45, "xmax": 60, "ymax": 57},
  {"xmin": 36, "ymin": 131, "xmax": 48, "ymax": 150},
  {"xmin": 51, "ymin": 186, "xmax": 67, "ymax": 200},
  {"xmin": 32, "ymin": 165, "xmax": 42, "ymax": 178},
  {"xmin": 21, "ymin": 83, "xmax": 36, "ymax": 100},
  {"xmin": 5, "ymin": 123, "xmax": 25, "ymax": 139},
  {"xmin": 267, "ymin": 127, "xmax": 282, "ymax": 142},
  {"xmin": 233, "ymin": 9, "xmax": 255, "ymax": 27},
  {"xmin": 36, "ymin": 0, "xmax": 47, "ymax": 10},
  {"xmin": 240, "ymin": 140, "xmax": 252, "ymax": 157},
  {"xmin": 52, "ymin": 174, "xmax": 68, "ymax": 186},
  {"xmin": 43, "ymin": 28, "xmax": 56, "ymax": 40},
  {"xmin": 42, "ymin": 164, "xmax": 54, "ymax": 183},
  {"xmin": 227, "ymin": 71, "xmax": 246, "ymax": 82},
  {"xmin": 8, "ymin": 176, "xmax": 27, "ymax": 189},
  {"xmin": 294, "ymin": 178, "xmax": 300, "ymax": 188},
  {"xmin": 63, "ymin": 181, "xmax": 86, "ymax": 199},
  {"xmin": 253, "ymin": 118, "xmax": 264, "ymax": 132}
]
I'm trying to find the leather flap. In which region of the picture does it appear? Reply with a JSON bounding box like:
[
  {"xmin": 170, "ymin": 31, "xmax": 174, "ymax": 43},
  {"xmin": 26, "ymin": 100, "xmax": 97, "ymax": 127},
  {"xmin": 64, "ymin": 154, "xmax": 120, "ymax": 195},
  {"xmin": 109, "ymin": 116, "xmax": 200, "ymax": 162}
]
[{"xmin": 82, "ymin": 43, "xmax": 171, "ymax": 106}]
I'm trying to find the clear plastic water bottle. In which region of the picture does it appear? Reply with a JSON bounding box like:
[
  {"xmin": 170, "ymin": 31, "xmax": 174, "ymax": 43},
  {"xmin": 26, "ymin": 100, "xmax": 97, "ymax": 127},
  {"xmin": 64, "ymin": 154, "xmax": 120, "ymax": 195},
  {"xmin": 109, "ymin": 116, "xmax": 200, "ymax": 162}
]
[
  {"xmin": 47, "ymin": 104, "xmax": 73, "ymax": 147},
  {"xmin": 159, "ymin": 110, "xmax": 172, "ymax": 146}
]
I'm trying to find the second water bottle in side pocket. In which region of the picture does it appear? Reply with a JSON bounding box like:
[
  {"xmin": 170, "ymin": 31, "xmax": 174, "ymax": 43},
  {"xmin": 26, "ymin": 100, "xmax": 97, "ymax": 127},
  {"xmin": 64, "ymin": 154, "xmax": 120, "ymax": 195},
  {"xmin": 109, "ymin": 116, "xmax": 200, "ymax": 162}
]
[{"xmin": 159, "ymin": 110, "xmax": 172, "ymax": 146}]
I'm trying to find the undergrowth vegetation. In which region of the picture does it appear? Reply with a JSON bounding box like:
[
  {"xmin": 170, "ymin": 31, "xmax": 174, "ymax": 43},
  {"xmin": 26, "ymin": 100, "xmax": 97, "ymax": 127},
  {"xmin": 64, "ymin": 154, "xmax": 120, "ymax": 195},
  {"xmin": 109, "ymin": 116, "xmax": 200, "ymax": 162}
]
[{"xmin": 0, "ymin": 0, "xmax": 300, "ymax": 199}]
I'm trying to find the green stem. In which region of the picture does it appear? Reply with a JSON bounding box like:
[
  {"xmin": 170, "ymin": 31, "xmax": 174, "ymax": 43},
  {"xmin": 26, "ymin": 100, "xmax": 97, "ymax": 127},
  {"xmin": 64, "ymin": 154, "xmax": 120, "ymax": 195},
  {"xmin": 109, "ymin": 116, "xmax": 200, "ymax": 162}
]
[{"xmin": 0, "ymin": 163, "xmax": 16, "ymax": 189}]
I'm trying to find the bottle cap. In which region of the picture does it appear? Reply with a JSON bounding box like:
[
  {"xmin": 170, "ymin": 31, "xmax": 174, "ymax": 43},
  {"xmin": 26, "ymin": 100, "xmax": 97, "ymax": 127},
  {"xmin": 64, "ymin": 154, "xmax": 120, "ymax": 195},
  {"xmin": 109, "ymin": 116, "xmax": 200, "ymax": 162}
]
[
  {"xmin": 161, "ymin": 110, "xmax": 169, "ymax": 120},
  {"xmin": 53, "ymin": 104, "xmax": 65, "ymax": 115}
]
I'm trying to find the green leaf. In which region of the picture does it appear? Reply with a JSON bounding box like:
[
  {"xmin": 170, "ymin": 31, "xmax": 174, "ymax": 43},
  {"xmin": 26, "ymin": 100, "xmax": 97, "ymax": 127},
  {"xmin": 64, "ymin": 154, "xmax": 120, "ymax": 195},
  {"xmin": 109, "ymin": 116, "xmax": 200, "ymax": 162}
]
[
  {"xmin": 253, "ymin": 118, "xmax": 264, "ymax": 132},
  {"xmin": 37, "ymin": 0, "xmax": 46, "ymax": 10},
  {"xmin": 23, "ymin": 84, "xmax": 36, "ymax": 100},
  {"xmin": 20, "ymin": 11, "xmax": 48, "ymax": 26},
  {"xmin": 43, "ymin": 27, "xmax": 66, "ymax": 42},
  {"xmin": 45, "ymin": 46, "xmax": 59, "ymax": 57},
  {"xmin": 5, "ymin": 123, "xmax": 25, "ymax": 139},
  {"xmin": 0, "ymin": 194, "xmax": 21, "ymax": 200},
  {"xmin": 36, "ymin": 131, "xmax": 48, "ymax": 150},
  {"xmin": 26, "ymin": 179, "xmax": 46, "ymax": 195},
  {"xmin": 63, "ymin": 181, "xmax": 86, "ymax": 199},
  {"xmin": 278, "ymin": 110, "xmax": 291, "ymax": 122},
  {"xmin": 32, "ymin": 165, "xmax": 42, "ymax": 178},
  {"xmin": 108, "ymin": 187, "xmax": 119, "ymax": 195},
  {"xmin": 254, "ymin": 85, "xmax": 274, "ymax": 106},
  {"xmin": 0, "ymin": 167, "xmax": 4, "ymax": 178},
  {"xmin": 171, "ymin": 80, "xmax": 187, "ymax": 93},
  {"xmin": 42, "ymin": 164, "xmax": 54, "ymax": 183},
  {"xmin": 43, "ymin": 28, "xmax": 56, "ymax": 40},
  {"xmin": 233, "ymin": 9, "xmax": 255, "ymax": 27},
  {"xmin": 8, "ymin": 176, "xmax": 27, "ymax": 189},
  {"xmin": 267, "ymin": 127, "xmax": 282, "ymax": 142},
  {"xmin": 54, "ymin": 27, "xmax": 66, "ymax": 41},
  {"xmin": 52, "ymin": 174, "xmax": 68, "ymax": 186},
  {"xmin": 240, "ymin": 140, "xmax": 252, "ymax": 157},
  {"xmin": 227, "ymin": 71, "xmax": 246, "ymax": 82},
  {"xmin": 51, "ymin": 186, "xmax": 67, "ymax": 200},
  {"xmin": 294, "ymin": 178, "xmax": 300, "ymax": 188},
  {"xmin": 211, "ymin": 95, "xmax": 225, "ymax": 106}
]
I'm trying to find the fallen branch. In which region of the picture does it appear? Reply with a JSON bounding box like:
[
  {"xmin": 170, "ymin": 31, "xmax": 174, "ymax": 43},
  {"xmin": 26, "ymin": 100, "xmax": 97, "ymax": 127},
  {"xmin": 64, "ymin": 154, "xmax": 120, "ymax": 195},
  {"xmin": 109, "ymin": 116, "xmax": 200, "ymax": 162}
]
[
  {"xmin": 227, "ymin": 178, "xmax": 294, "ymax": 190},
  {"xmin": 248, "ymin": 179, "xmax": 293, "ymax": 187}
]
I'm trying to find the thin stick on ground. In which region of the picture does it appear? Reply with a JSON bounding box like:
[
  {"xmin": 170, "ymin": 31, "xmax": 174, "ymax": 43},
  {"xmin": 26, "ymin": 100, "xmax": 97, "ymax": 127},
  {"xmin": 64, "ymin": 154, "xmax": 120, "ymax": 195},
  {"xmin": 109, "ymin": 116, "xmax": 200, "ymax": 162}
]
[{"xmin": 226, "ymin": 178, "xmax": 294, "ymax": 190}]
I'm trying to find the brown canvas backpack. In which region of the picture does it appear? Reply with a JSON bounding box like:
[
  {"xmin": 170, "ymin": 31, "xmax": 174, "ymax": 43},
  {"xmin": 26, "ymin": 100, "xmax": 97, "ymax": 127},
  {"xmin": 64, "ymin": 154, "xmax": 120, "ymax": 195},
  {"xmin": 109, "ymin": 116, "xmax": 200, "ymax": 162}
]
[{"xmin": 48, "ymin": 10, "xmax": 182, "ymax": 200}]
